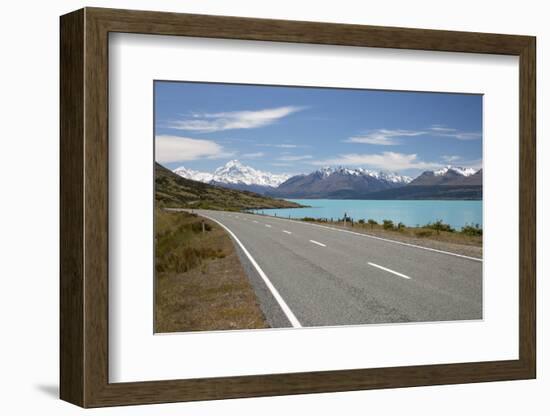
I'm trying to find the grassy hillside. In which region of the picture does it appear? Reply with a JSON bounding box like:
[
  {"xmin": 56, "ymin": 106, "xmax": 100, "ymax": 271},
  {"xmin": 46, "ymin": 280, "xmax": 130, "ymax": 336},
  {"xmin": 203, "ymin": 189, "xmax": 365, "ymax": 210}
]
[{"xmin": 155, "ymin": 163, "xmax": 302, "ymax": 210}]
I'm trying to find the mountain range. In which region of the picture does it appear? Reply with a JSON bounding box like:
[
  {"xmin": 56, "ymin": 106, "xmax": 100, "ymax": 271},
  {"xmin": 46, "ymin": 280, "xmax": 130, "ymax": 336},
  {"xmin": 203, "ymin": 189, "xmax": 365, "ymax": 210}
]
[
  {"xmin": 172, "ymin": 160, "xmax": 482, "ymax": 200},
  {"xmin": 155, "ymin": 163, "xmax": 301, "ymax": 210}
]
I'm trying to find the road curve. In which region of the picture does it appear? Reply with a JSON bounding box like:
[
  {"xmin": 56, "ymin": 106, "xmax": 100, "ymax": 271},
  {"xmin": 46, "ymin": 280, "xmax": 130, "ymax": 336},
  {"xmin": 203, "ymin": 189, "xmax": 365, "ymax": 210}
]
[{"xmin": 186, "ymin": 209, "xmax": 482, "ymax": 328}]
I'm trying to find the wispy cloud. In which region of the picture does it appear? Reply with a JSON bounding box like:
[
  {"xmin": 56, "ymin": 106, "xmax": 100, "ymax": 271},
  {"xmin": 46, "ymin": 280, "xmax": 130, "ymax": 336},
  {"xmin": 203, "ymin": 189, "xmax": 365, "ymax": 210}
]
[
  {"xmin": 275, "ymin": 144, "xmax": 300, "ymax": 148},
  {"xmin": 310, "ymin": 152, "xmax": 442, "ymax": 171},
  {"xmin": 441, "ymin": 155, "xmax": 482, "ymax": 170},
  {"xmin": 428, "ymin": 125, "xmax": 481, "ymax": 140},
  {"xmin": 155, "ymin": 135, "xmax": 234, "ymax": 163},
  {"xmin": 168, "ymin": 106, "xmax": 305, "ymax": 133},
  {"xmin": 241, "ymin": 152, "xmax": 265, "ymax": 159},
  {"xmin": 277, "ymin": 154, "xmax": 313, "ymax": 162},
  {"xmin": 345, "ymin": 129, "xmax": 425, "ymax": 146},
  {"xmin": 442, "ymin": 155, "xmax": 461, "ymax": 163},
  {"xmin": 430, "ymin": 124, "xmax": 457, "ymax": 133},
  {"xmin": 345, "ymin": 125, "xmax": 481, "ymax": 146},
  {"xmin": 257, "ymin": 143, "xmax": 303, "ymax": 149}
]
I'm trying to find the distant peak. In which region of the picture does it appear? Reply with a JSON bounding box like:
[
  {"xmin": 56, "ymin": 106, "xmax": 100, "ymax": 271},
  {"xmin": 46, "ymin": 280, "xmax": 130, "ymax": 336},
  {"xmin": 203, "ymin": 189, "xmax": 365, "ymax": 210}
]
[
  {"xmin": 314, "ymin": 166, "xmax": 411, "ymax": 183},
  {"xmin": 225, "ymin": 159, "xmax": 244, "ymax": 167},
  {"xmin": 434, "ymin": 165, "xmax": 477, "ymax": 177}
]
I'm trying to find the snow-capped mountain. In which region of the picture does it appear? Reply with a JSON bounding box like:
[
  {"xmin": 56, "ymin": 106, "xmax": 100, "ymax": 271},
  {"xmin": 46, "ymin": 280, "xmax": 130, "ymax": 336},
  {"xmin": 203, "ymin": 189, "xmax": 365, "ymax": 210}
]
[
  {"xmin": 211, "ymin": 160, "xmax": 290, "ymax": 187},
  {"xmin": 173, "ymin": 160, "xmax": 290, "ymax": 194},
  {"xmin": 434, "ymin": 166, "xmax": 477, "ymax": 177},
  {"xmin": 172, "ymin": 161, "xmax": 481, "ymax": 199},
  {"xmin": 270, "ymin": 166, "xmax": 412, "ymax": 199},
  {"xmin": 409, "ymin": 166, "xmax": 481, "ymax": 186},
  {"xmin": 173, "ymin": 166, "xmax": 214, "ymax": 183},
  {"xmin": 311, "ymin": 166, "xmax": 412, "ymax": 184}
]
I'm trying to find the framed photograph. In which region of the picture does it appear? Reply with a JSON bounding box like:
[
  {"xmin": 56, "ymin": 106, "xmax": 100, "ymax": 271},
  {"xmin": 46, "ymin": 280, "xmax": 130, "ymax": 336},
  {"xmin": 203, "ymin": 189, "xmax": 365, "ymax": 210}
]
[{"xmin": 60, "ymin": 7, "xmax": 536, "ymax": 407}]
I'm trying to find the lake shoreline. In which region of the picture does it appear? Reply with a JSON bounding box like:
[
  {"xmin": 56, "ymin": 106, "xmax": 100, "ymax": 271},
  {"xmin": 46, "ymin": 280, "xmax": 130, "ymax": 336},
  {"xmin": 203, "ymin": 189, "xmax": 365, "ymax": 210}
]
[{"xmin": 249, "ymin": 198, "xmax": 483, "ymax": 231}]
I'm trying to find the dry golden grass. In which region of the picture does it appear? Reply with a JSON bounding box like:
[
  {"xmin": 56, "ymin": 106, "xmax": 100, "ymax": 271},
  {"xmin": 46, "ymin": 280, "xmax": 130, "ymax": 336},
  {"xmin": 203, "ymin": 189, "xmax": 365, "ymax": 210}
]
[
  {"xmin": 301, "ymin": 218, "xmax": 482, "ymax": 258},
  {"xmin": 155, "ymin": 209, "xmax": 269, "ymax": 333}
]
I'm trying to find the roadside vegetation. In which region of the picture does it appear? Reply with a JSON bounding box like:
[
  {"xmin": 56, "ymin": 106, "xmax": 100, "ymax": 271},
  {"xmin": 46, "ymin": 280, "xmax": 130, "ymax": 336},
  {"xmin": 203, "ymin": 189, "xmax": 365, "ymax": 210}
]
[
  {"xmin": 155, "ymin": 208, "xmax": 268, "ymax": 333},
  {"xmin": 291, "ymin": 215, "xmax": 482, "ymax": 257}
]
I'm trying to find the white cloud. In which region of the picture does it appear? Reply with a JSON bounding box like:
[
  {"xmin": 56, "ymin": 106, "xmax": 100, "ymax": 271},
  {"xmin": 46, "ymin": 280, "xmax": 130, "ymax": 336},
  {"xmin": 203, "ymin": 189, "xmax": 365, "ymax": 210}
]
[
  {"xmin": 241, "ymin": 152, "xmax": 265, "ymax": 159},
  {"xmin": 345, "ymin": 129, "xmax": 424, "ymax": 145},
  {"xmin": 428, "ymin": 125, "xmax": 481, "ymax": 140},
  {"xmin": 277, "ymin": 154, "xmax": 313, "ymax": 162},
  {"xmin": 345, "ymin": 126, "xmax": 481, "ymax": 145},
  {"xmin": 168, "ymin": 106, "xmax": 305, "ymax": 133},
  {"xmin": 430, "ymin": 125, "xmax": 457, "ymax": 133},
  {"xmin": 275, "ymin": 144, "xmax": 299, "ymax": 148},
  {"xmin": 442, "ymin": 155, "xmax": 461, "ymax": 162},
  {"xmin": 155, "ymin": 135, "xmax": 234, "ymax": 163},
  {"xmin": 310, "ymin": 152, "xmax": 442, "ymax": 171},
  {"xmin": 257, "ymin": 143, "xmax": 301, "ymax": 148}
]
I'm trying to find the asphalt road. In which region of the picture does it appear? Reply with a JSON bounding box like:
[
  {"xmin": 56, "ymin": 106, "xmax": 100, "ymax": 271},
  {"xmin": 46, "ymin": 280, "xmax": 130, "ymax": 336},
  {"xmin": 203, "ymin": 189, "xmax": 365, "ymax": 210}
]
[{"xmin": 187, "ymin": 209, "xmax": 483, "ymax": 328}]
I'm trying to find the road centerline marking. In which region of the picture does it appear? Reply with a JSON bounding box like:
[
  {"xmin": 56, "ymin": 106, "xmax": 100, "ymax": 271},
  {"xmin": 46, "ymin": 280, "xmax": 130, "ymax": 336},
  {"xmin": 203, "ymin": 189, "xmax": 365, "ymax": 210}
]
[
  {"xmin": 199, "ymin": 214, "xmax": 302, "ymax": 328},
  {"xmin": 309, "ymin": 240, "xmax": 326, "ymax": 247},
  {"xmin": 368, "ymin": 262, "xmax": 411, "ymax": 280},
  {"xmin": 252, "ymin": 213, "xmax": 482, "ymax": 262},
  {"xmin": 282, "ymin": 230, "xmax": 292, "ymax": 234},
  {"xmin": 253, "ymin": 220, "xmax": 259, "ymax": 224},
  {"xmin": 265, "ymin": 224, "xmax": 272, "ymax": 228}
]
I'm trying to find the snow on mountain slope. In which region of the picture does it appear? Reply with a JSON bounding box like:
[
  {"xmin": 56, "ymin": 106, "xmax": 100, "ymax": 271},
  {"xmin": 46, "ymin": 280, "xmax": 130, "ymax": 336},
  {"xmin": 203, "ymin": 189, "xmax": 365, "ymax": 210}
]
[
  {"xmin": 172, "ymin": 166, "xmax": 213, "ymax": 183},
  {"xmin": 315, "ymin": 166, "xmax": 412, "ymax": 184},
  {"xmin": 434, "ymin": 166, "xmax": 477, "ymax": 177},
  {"xmin": 173, "ymin": 160, "xmax": 289, "ymax": 188},
  {"xmin": 211, "ymin": 160, "xmax": 290, "ymax": 187}
]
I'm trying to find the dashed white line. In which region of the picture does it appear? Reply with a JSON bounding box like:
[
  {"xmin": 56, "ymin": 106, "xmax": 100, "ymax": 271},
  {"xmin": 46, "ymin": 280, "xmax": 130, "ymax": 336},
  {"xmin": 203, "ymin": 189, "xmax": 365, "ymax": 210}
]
[
  {"xmin": 265, "ymin": 224, "xmax": 272, "ymax": 228},
  {"xmin": 199, "ymin": 214, "xmax": 302, "ymax": 328},
  {"xmin": 259, "ymin": 214, "xmax": 482, "ymax": 262},
  {"xmin": 368, "ymin": 262, "xmax": 411, "ymax": 280},
  {"xmin": 309, "ymin": 240, "xmax": 326, "ymax": 247},
  {"xmin": 282, "ymin": 230, "xmax": 292, "ymax": 235},
  {"xmin": 253, "ymin": 220, "xmax": 259, "ymax": 224}
]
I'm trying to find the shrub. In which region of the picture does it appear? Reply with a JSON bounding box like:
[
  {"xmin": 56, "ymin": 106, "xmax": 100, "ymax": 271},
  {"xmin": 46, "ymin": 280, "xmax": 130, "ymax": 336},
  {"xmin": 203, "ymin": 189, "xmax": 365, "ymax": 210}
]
[
  {"xmin": 382, "ymin": 219, "xmax": 394, "ymax": 230},
  {"xmin": 424, "ymin": 219, "xmax": 455, "ymax": 234},
  {"xmin": 302, "ymin": 217, "xmax": 317, "ymax": 222},
  {"xmin": 358, "ymin": 219, "xmax": 365, "ymax": 224},
  {"xmin": 189, "ymin": 221, "xmax": 212, "ymax": 233},
  {"xmin": 414, "ymin": 230, "xmax": 433, "ymax": 238},
  {"xmin": 367, "ymin": 219, "xmax": 378, "ymax": 229},
  {"xmin": 396, "ymin": 222, "xmax": 406, "ymax": 231},
  {"xmin": 461, "ymin": 223, "xmax": 483, "ymax": 236}
]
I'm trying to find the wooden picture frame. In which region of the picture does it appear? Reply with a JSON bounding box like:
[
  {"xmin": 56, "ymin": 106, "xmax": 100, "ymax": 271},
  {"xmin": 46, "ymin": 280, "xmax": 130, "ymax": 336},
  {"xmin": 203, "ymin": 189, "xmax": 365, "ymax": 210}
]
[{"xmin": 60, "ymin": 7, "xmax": 536, "ymax": 408}]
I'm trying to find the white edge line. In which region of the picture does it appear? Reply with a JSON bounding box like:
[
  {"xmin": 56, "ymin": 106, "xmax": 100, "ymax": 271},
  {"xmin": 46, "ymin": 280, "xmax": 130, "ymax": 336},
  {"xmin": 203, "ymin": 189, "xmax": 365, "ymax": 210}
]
[
  {"xmin": 200, "ymin": 214, "xmax": 302, "ymax": 328},
  {"xmin": 282, "ymin": 230, "xmax": 292, "ymax": 234},
  {"xmin": 253, "ymin": 214, "xmax": 482, "ymax": 262},
  {"xmin": 309, "ymin": 239, "xmax": 326, "ymax": 247},
  {"xmin": 368, "ymin": 262, "xmax": 411, "ymax": 280}
]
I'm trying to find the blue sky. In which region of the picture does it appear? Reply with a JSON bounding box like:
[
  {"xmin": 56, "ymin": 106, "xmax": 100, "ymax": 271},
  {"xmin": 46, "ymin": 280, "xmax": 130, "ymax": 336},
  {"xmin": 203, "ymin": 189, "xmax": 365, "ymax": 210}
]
[{"xmin": 154, "ymin": 81, "xmax": 482, "ymax": 177}]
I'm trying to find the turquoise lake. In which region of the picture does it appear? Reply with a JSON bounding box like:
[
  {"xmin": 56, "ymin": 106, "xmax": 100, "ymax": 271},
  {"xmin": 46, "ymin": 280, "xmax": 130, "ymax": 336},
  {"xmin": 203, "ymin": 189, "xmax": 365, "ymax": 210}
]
[{"xmin": 250, "ymin": 199, "xmax": 483, "ymax": 230}]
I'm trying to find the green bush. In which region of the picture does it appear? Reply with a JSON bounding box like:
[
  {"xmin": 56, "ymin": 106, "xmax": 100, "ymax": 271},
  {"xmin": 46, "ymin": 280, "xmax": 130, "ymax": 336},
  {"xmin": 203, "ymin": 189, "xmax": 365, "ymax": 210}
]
[
  {"xmin": 461, "ymin": 223, "xmax": 483, "ymax": 236},
  {"xmin": 367, "ymin": 219, "xmax": 378, "ymax": 229},
  {"xmin": 382, "ymin": 219, "xmax": 394, "ymax": 230},
  {"xmin": 358, "ymin": 219, "xmax": 365, "ymax": 224},
  {"xmin": 397, "ymin": 222, "xmax": 406, "ymax": 231},
  {"xmin": 414, "ymin": 229, "xmax": 433, "ymax": 238},
  {"xmin": 424, "ymin": 219, "xmax": 455, "ymax": 234}
]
